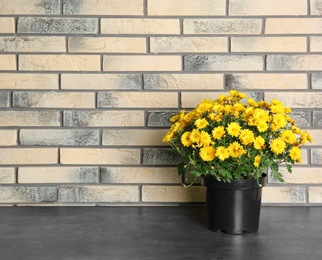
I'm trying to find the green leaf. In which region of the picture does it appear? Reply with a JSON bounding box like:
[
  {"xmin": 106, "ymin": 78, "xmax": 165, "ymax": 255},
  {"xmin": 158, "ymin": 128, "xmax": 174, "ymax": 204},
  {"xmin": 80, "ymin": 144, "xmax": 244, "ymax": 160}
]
[
  {"xmin": 177, "ymin": 163, "xmax": 185, "ymax": 176},
  {"xmin": 286, "ymin": 164, "xmax": 292, "ymax": 173}
]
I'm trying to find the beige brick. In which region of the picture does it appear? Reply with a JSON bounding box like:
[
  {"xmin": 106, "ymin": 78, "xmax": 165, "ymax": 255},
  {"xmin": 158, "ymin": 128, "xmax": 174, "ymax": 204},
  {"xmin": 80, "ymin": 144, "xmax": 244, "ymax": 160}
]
[
  {"xmin": 60, "ymin": 148, "xmax": 140, "ymax": 165},
  {"xmin": 262, "ymin": 186, "xmax": 306, "ymax": 203},
  {"xmin": 0, "ymin": 186, "xmax": 57, "ymax": 203},
  {"xmin": 101, "ymin": 19, "xmax": 180, "ymax": 34},
  {"xmin": 308, "ymin": 187, "xmax": 322, "ymax": 203},
  {"xmin": 0, "ymin": 130, "xmax": 17, "ymax": 146},
  {"xmin": 309, "ymin": 130, "xmax": 322, "ymax": 146},
  {"xmin": 61, "ymin": 74, "xmax": 141, "ymax": 90},
  {"xmin": 19, "ymin": 55, "xmax": 100, "ymax": 71},
  {"xmin": 0, "ymin": 74, "xmax": 58, "ymax": 90},
  {"xmin": 68, "ymin": 37, "xmax": 146, "ymax": 53},
  {"xmin": 265, "ymin": 18, "xmax": 322, "ymax": 34},
  {"xmin": 0, "ymin": 111, "xmax": 60, "ymax": 126},
  {"xmin": 64, "ymin": 110, "xmax": 144, "ymax": 127},
  {"xmin": 0, "ymin": 36, "xmax": 65, "ymax": 52},
  {"xmin": 18, "ymin": 167, "xmax": 99, "ymax": 184},
  {"xmin": 101, "ymin": 167, "xmax": 180, "ymax": 184},
  {"xmin": 265, "ymin": 92, "xmax": 322, "ymax": 109},
  {"xmin": 311, "ymin": 0, "xmax": 322, "ymax": 15},
  {"xmin": 0, "ymin": 168, "xmax": 15, "ymax": 183},
  {"xmin": 103, "ymin": 56, "xmax": 181, "ymax": 72},
  {"xmin": 185, "ymin": 55, "xmax": 263, "ymax": 71},
  {"xmin": 142, "ymin": 185, "xmax": 205, "ymax": 202},
  {"xmin": 97, "ymin": 92, "xmax": 178, "ymax": 108},
  {"xmin": 267, "ymin": 55, "xmax": 322, "ymax": 71},
  {"xmin": 0, "ymin": 55, "xmax": 16, "ymax": 70},
  {"xmin": 63, "ymin": 0, "xmax": 143, "ymax": 15},
  {"xmin": 150, "ymin": 37, "xmax": 228, "ymax": 53},
  {"xmin": 13, "ymin": 91, "xmax": 95, "ymax": 108},
  {"xmin": 0, "ymin": 18, "xmax": 15, "ymax": 33},
  {"xmin": 229, "ymin": 0, "xmax": 307, "ymax": 16},
  {"xmin": 148, "ymin": 0, "xmax": 225, "ymax": 16},
  {"xmin": 275, "ymin": 167, "xmax": 322, "ymax": 184},
  {"xmin": 0, "ymin": 0, "xmax": 60, "ymax": 14},
  {"xmin": 231, "ymin": 37, "xmax": 306, "ymax": 52},
  {"xmin": 226, "ymin": 74, "xmax": 307, "ymax": 89},
  {"xmin": 58, "ymin": 185, "xmax": 139, "ymax": 203},
  {"xmin": 184, "ymin": 19, "xmax": 262, "ymax": 34},
  {"xmin": 310, "ymin": 36, "xmax": 322, "ymax": 52},
  {"xmin": 0, "ymin": 148, "xmax": 58, "ymax": 164},
  {"xmin": 181, "ymin": 92, "xmax": 225, "ymax": 108},
  {"xmin": 144, "ymin": 74, "xmax": 224, "ymax": 90},
  {"xmin": 102, "ymin": 129, "xmax": 168, "ymax": 146}
]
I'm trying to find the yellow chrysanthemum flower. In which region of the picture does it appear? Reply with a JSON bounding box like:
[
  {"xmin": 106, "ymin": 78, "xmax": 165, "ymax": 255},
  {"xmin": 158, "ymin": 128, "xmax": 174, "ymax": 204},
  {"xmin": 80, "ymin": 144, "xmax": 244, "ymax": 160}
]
[
  {"xmin": 253, "ymin": 155, "xmax": 261, "ymax": 167},
  {"xmin": 199, "ymin": 146, "xmax": 216, "ymax": 161},
  {"xmin": 199, "ymin": 131, "xmax": 213, "ymax": 147},
  {"xmin": 163, "ymin": 131, "xmax": 174, "ymax": 142},
  {"xmin": 300, "ymin": 131, "xmax": 313, "ymax": 145},
  {"xmin": 289, "ymin": 146, "xmax": 301, "ymax": 161},
  {"xmin": 253, "ymin": 108, "xmax": 269, "ymax": 122},
  {"xmin": 272, "ymin": 114, "xmax": 287, "ymax": 129},
  {"xmin": 239, "ymin": 129, "xmax": 255, "ymax": 145},
  {"xmin": 228, "ymin": 141, "xmax": 246, "ymax": 158},
  {"xmin": 270, "ymin": 138, "xmax": 286, "ymax": 155},
  {"xmin": 196, "ymin": 100, "xmax": 213, "ymax": 115},
  {"xmin": 291, "ymin": 125, "xmax": 301, "ymax": 134},
  {"xmin": 281, "ymin": 130, "xmax": 297, "ymax": 144},
  {"xmin": 195, "ymin": 118, "xmax": 209, "ymax": 129},
  {"xmin": 189, "ymin": 129, "xmax": 200, "ymax": 143},
  {"xmin": 257, "ymin": 121, "xmax": 269, "ymax": 132},
  {"xmin": 212, "ymin": 126, "xmax": 226, "ymax": 140},
  {"xmin": 216, "ymin": 146, "xmax": 230, "ymax": 161},
  {"xmin": 181, "ymin": 132, "xmax": 192, "ymax": 147},
  {"xmin": 183, "ymin": 111, "xmax": 195, "ymax": 124},
  {"xmin": 247, "ymin": 98, "xmax": 258, "ymax": 107},
  {"xmin": 227, "ymin": 122, "xmax": 241, "ymax": 137},
  {"xmin": 254, "ymin": 136, "xmax": 265, "ymax": 150}
]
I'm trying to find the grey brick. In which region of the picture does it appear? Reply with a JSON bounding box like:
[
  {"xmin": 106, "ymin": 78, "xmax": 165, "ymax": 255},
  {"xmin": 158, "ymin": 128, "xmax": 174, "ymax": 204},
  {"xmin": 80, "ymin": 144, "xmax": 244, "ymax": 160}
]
[
  {"xmin": 34, "ymin": 0, "xmax": 61, "ymax": 14},
  {"xmin": 20, "ymin": 129, "xmax": 99, "ymax": 146},
  {"xmin": 147, "ymin": 111, "xmax": 178, "ymax": 127},
  {"xmin": 184, "ymin": 55, "xmax": 263, "ymax": 71},
  {"xmin": 58, "ymin": 185, "xmax": 139, "ymax": 202},
  {"xmin": 17, "ymin": 17, "xmax": 98, "ymax": 34},
  {"xmin": 267, "ymin": 55, "xmax": 322, "ymax": 71},
  {"xmin": 144, "ymin": 74, "xmax": 223, "ymax": 90},
  {"xmin": 143, "ymin": 148, "xmax": 181, "ymax": 165},
  {"xmin": 290, "ymin": 111, "xmax": 311, "ymax": 128},
  {"xmin": 312, "ymin": 73, "xmax": 322, "ymax": 89},
  {"xmin": 18, "ymin": 167, "xmax": 100, "ymax": 183},
  {"xmin": 311, "ymin": 0, "xmax": 322, "ymax": 15},
  {"xmin": 311, "ymin": 149, "xmax": 322, "ymax": 164},
  {"xmin": 0, "ymin": 92, "xmax": 10, "ymax": 107},
  {"xmin": 313, "ymin": 111, "xmax": 322, "ymax": 127},
  {"xmin": 63, "ymin": 110, "xmax": 144, "ymax": 127},
  {"xmin": 184, "ymin": 19, "xmax": 262, "ymax": 34},
  {"xmin": 0, "ymin": 186, "xmax": 57, "ymax": 203}
]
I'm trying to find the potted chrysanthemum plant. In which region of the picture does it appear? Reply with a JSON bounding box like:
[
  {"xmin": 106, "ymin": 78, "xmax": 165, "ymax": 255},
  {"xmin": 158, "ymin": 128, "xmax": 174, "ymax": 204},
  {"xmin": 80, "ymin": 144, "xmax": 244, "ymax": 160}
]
[{"xmin": 163, "ymin": 90, "xmax": 312, "ymax": 234}]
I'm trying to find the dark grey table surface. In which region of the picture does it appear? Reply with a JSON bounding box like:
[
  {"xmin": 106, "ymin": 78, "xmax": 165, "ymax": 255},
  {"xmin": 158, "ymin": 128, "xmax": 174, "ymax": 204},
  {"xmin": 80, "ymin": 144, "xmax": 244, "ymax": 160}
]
[{"xmin": 0, "ymin": 206, "xmax": 321, "ymax": 260}]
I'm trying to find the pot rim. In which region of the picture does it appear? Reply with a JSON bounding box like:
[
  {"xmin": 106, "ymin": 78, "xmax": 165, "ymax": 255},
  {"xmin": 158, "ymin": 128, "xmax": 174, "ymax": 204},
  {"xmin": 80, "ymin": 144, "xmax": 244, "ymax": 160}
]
[{"xmin": 203, "ymin": 174, "xmax": 267, "ymax": 190}]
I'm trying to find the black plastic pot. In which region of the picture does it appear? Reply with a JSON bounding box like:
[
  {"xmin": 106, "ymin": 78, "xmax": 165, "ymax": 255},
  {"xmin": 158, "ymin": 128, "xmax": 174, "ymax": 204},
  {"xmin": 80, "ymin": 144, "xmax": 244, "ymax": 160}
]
[{"xmin": 203, "ymin": 174, "xmax": 267, "ymax": 235}]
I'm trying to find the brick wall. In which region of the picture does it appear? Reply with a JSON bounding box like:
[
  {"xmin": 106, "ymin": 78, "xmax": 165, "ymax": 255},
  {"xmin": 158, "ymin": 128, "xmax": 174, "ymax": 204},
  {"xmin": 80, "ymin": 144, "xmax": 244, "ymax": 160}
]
[{"xmin": 0, "ymin": 0, "xmax": 321, "ymax": 206}]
